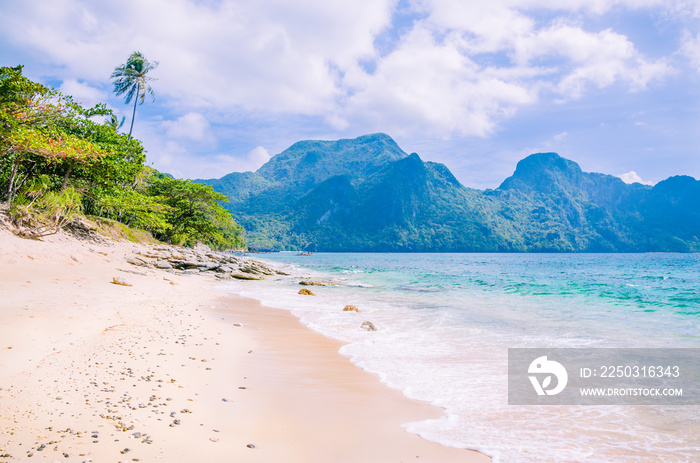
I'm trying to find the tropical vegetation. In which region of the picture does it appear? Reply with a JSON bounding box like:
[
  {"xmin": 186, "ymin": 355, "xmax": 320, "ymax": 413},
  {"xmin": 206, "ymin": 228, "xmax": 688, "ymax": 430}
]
[
  {"xmin": 201, "ymin": 133, "xmax": 700, "ymax": 252},
  {"xmin": 0, "ymin": 65, "xmax": 244, "ymax": 249},
  {"xmin": 110, "ymin": 51, "xmax": 158, "ymax": 139}
]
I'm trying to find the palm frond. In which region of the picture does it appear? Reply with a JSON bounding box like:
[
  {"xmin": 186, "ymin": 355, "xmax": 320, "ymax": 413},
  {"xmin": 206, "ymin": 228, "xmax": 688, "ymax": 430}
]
[{"xmin": 110, "ymin": 51, "xmax": 158, "ymax": 137}]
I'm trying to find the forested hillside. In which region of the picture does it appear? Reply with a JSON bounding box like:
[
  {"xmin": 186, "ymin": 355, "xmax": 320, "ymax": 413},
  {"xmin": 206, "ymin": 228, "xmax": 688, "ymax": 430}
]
[{"xmin": 202, "ymin": 133, "xmax": 699, "ymax": 252}]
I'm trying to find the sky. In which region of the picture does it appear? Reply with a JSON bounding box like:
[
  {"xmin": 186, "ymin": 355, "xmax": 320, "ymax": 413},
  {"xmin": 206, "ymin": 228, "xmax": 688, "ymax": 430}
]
[{"xmin": 1, "ymin": 0, "xmax": 699, "ymax": 189}]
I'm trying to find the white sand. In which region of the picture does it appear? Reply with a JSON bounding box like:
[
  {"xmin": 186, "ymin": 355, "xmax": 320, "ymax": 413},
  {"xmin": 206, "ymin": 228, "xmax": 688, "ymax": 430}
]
[{"xmin": 0, "ymin": 227, "xmax": 490, "ymax": 462}]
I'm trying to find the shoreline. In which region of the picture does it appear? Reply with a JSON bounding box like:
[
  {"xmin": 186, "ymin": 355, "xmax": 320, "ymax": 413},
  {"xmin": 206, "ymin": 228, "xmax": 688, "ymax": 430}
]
[{"xmin": 0, "ymin": 228, "xmax": 490, "ymax": 462}]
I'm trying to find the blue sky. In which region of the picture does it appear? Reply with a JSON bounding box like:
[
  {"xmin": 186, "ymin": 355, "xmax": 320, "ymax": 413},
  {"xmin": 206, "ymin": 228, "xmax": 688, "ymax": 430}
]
[{"xmin": 1, "ymin": 0, "xmax": 699, "ymax": 189}]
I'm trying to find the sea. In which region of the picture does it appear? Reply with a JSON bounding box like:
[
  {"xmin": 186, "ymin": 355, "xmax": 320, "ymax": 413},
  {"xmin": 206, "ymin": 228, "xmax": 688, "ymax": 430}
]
[{"xmin": 220, "ymin": 253, "xmax": 700, "ymax": 462}]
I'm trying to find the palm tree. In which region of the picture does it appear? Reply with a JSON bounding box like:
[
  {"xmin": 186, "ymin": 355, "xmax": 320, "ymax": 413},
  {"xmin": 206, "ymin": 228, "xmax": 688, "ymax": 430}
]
[
  {"xmin": 110, "ymin": 51, "xmax": 158, "ymax": 139},
  {"xmin": 107, "ymin": 113, "xmax": 126, "ymax": 131}
]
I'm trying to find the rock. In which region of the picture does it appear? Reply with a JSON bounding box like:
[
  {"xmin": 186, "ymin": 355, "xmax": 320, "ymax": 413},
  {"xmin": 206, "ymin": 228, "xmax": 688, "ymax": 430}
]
[
  {"xmin": 216, "ymin": 265, "xmax": 237, "ymax": 273},
  {"xmin": 239, "ymin": 265, "xmax": 261, "ymax": 274},
  {"xmin": 64, "ymin": 218, "xmax": 102, "ymax": 241},
  {"xmin": 299, "ymin": 280, "xmax": 327, "ymax": 286},
  {"xmin": 181, "ymin": 260, "xmax": 205, "ymax": 269},
  {"xmin": 298, "ymin": 288, "xmax": 315, "ymax": 296},
  {"xmin": 193, "ymin": 242, "xmax": 211, "ymax": 252},
  {"xmin": 199, "ymin": 262, "xmax": 220, "ymax": 271},
  {"xmin": 125, "ymin": 257, "xmax": 148, "ymax": 267},
  {"xmin": 139, "ymin": 251, "xmax": 170, "ymax": 259},
  {"xmin": 112, "ymin": 277, "xmax": 132, "ymax": 287},
  {"xmin": 231, "ymin": 273, "xmax": 264, "ymax": 281},
  {"xmin": 246, "ymin": 444, "xmax": 256, "ymax": 449},
  {"xmin": 252, "ymin": 265, "xmax": 275, "ymax": 276},
  {"xmin": 118, "ymin": 268, "xmax": 147, "ymax": 276},
  {"xmin": 154, "ymin": 260, "xmax": 173, "ymax": 269},
  {"xmin": 343, "ymin": 305, "xmax": 360, "ymax": 312},
  {"xmin": 361, "ymin": 321, "xmax": 377, "ymax": 331}
]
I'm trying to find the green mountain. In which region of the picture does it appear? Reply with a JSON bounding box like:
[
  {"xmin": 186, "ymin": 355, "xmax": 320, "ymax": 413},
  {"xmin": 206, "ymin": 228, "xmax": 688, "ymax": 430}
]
[{"xmin": 200, "ymin": 133, "xmax": 700, "ymax": 252}]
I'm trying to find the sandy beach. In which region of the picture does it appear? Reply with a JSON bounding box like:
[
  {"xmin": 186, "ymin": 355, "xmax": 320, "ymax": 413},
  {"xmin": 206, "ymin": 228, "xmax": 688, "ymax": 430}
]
[{"xmin": 0, "ymin": 227, "xmax": 490, "ymax": 462}]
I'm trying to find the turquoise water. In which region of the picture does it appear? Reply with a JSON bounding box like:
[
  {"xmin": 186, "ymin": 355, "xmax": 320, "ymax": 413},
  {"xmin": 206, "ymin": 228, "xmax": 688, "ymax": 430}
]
[{"xmin": 222, "ymin": 253, "xmax": 700, "ymax": 462}]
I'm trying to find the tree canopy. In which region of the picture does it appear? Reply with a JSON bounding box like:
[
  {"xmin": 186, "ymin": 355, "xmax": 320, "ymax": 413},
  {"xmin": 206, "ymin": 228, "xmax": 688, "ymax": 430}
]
[{"xmin": 0, "ymin": 65, "xmax": 244, "ymax": 249}]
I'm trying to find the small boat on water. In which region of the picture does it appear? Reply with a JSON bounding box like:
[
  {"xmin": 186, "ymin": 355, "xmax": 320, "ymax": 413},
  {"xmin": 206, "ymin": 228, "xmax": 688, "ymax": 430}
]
[{"xmin": 297, "ymin": 251, "xmax": 313, "ymax": 256}]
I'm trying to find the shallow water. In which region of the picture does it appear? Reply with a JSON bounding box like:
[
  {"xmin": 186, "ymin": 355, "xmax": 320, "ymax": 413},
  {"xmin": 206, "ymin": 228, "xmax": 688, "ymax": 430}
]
[{"xmin": 221, "ymin": 253, "xmax": 700, "ymax": 462}]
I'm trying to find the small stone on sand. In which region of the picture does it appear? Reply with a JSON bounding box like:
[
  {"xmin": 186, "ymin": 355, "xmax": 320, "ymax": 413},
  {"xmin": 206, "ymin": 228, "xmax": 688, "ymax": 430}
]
[{"xmin": 112, "ymin": 277, "xmax": 133, "ymax": 287}]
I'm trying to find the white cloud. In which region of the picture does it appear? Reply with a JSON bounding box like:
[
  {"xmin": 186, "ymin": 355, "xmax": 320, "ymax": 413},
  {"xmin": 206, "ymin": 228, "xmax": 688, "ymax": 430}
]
[
  {"xmin": 339, "ymin": 24, "xmax": 537, "ymax": 137},
  {"xmin": 242, "ymin": 146, "xmax": 272, "ymax": 171},
  {"xmin": 0, "ymin": 0, "xmax": 681, "ymax": 142},
  {"xmin": 162, "ymin": 112, "xmax": 213, "ymax": 142},
  {"xmin": 681, "ymin": 30, "xmax": 700, "ymax": 72},
  {"xmin": 148, "ymin": 145, "xmax": 271, "ymax": 180},
  {"xmin": 618, "ymin": 170, "xmax": 655, "ymax": 185},
  {"xmin": 57, "ymin": 79, "xmax": 108, "ymax": 108}
]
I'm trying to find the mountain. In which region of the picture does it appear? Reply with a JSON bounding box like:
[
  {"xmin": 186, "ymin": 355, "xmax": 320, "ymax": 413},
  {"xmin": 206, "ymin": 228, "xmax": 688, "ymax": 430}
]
[{"xmin": 199, "ymin": 134, "xmax": 700, "ymax": 252}]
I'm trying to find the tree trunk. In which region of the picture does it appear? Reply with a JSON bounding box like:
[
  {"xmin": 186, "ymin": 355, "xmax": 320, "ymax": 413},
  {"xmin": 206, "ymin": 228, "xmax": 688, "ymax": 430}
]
[
  {"xmin": 6, "ymin": 157, "xmax": 20, "ymax": 202},
  {"xmin": 127, "ymin": 90, "xmax": 138, "ymax": 140},
  {"xmin": 61, "ymin": 162, "xmax": 73, "ymax": 190}
]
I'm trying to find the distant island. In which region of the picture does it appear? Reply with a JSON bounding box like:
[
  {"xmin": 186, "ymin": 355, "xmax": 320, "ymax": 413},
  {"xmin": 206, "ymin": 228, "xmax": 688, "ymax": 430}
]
[{"xmin": 200, "ymin": 133, "xmax": 700, "ymax": 252}]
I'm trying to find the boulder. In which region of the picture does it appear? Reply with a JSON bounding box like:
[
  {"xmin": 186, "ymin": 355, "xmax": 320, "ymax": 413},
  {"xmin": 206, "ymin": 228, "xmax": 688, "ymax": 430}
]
[
  {"xmin": 298, "ymin": 288, "xmax": 315, "ymax": 296},
  {"xmin": 360, "ymin": 321, "xmax": 377, "ymax": 331},
  {"xmin": 343, "ymin": 305, "xmax": 360, "ymax": 312}
]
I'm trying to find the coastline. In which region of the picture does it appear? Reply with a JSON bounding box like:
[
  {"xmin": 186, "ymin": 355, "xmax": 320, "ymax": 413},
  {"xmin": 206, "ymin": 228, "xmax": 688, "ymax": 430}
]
[{"xmin": 0, "ymin": 228, "xmax": 489, "ymax": 462}]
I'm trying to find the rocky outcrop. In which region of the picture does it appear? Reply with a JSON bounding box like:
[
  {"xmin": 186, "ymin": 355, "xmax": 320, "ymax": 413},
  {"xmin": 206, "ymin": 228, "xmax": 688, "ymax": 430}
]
[{"xmin": 124, "ymin": 245, "xmax": 284, "ymax": 280}]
